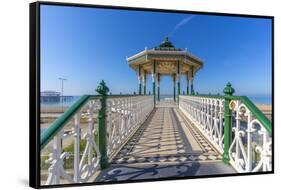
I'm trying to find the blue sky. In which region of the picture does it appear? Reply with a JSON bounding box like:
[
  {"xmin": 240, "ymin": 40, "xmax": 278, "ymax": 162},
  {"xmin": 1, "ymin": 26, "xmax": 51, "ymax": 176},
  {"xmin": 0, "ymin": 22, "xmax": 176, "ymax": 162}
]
[{"xmin": 40, "ymin": 5, "xmax": 272, "ymax": 97}]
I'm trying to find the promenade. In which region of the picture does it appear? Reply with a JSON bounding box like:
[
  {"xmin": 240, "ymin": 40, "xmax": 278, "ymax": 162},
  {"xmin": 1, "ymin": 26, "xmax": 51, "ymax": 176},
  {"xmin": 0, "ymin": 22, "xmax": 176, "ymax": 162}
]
[{"xmin": 95, "ymin": 100, "xmax": 235, "ymax": 182}]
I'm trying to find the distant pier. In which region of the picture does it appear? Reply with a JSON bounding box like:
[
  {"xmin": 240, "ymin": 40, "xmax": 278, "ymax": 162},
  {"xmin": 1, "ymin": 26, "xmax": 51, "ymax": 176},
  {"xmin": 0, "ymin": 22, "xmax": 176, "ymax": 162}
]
[{"xmin": 40, "ymin": 91, "xmax": 74, "ymax": 103}]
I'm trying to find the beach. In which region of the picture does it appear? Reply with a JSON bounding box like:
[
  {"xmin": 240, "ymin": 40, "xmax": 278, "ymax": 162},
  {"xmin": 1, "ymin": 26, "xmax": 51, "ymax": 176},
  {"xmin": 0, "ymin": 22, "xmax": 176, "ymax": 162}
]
[{"xmin": 256, "ymin": 104, "xmax": 272, "ymax": 120}]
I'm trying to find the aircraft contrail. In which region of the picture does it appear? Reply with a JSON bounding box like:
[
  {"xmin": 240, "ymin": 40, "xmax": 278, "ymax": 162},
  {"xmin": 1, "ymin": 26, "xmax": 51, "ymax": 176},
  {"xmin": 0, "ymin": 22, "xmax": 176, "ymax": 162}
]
[{"xmin": 168, "ymin": 15, "xmax": 195, "ymax": 37}]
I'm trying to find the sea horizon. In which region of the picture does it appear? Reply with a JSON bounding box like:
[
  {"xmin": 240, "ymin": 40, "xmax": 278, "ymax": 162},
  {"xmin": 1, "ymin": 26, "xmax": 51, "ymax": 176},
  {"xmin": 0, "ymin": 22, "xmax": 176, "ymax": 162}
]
[{"xmin": 40, "ymin": 94, "xmax": 272, "ymax": 108}]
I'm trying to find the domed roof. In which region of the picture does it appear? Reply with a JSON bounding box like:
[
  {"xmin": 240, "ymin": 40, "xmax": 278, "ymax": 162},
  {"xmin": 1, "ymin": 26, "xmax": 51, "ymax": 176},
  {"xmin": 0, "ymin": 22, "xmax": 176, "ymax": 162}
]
[{"xmin": 159, "ymin": 37, "xmax": 174, "ymax": 48}]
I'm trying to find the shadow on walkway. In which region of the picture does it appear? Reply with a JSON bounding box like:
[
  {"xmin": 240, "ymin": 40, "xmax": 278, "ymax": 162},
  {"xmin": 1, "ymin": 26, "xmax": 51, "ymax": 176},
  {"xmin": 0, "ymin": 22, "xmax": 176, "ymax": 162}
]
[
  {"xmin": 95, "ymin": 102, "xmax": 236, "ymax": 182},
  {"xmin": 96, "ymin": 161, "xmax": 235, "ymax": 182}
]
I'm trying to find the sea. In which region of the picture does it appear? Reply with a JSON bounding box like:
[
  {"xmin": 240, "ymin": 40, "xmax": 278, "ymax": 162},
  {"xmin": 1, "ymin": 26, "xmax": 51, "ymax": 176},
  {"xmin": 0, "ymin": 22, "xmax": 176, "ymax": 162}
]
[{"xmin": 40, "ymin": 95, "xmax": 272, "ymax": 109}]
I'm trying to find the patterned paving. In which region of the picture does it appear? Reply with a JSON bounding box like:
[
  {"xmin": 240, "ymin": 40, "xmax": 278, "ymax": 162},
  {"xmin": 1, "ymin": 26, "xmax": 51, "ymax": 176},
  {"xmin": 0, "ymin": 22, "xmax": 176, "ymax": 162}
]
[
  {"xmin": 111, "ymin": 105, "xmax": 222, "ymax": 165},
  {"xmin": 94, "ymin": 102, "xmax": 236, "ymax": 182},
  {"xmin": 95, "ymin": 162, "xmax": 235, "ymax": 182},
  {"xmin": 94, "ymin": 101, "xmax": 236, "ymax": 182}
]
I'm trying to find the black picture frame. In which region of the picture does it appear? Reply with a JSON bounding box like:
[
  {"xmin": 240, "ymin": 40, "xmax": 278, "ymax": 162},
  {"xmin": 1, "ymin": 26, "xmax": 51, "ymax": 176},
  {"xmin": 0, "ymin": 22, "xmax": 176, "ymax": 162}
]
[{"xmin": 29, "ymin": 1, "xmax": 274, "ymax": 189}]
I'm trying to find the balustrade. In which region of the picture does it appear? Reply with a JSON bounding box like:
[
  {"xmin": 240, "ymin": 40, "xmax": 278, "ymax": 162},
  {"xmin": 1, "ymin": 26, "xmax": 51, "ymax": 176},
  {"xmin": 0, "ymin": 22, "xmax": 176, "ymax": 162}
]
[
  {"xmin": 179, "ymin": 95, "xmax": 224, "ymax": 152},
  {"xmin": 40, "ymin": 81, "xmax": 272, "ymax": 186},
  {"xmin": 179, "ymin": 92, "xmax": 272, "ymax": 173},
  {"xmin": 40, "ymin": 94, "xmax": 153, "ymax": 185},
  {"xmin": 107, "ymin": 96, "xmax": 154, "ymax": 158},
  {"xmin": 228, "ymin": 98, "xmax": 272, "ymax": 172}
]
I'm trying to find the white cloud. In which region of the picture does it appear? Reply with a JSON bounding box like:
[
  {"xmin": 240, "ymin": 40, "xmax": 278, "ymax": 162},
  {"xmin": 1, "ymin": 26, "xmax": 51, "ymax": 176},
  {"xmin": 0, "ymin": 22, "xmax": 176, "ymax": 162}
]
[{"xmin": 169, "ymin": 15, "xmax": 195, "ymax": 37}]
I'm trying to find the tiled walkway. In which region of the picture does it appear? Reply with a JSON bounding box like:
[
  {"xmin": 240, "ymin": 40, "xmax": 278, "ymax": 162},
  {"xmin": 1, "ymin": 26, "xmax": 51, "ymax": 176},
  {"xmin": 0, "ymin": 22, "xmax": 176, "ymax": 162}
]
[{"xmin": 95, "ymin": 101, "xmax": 235, "ymax": 182}]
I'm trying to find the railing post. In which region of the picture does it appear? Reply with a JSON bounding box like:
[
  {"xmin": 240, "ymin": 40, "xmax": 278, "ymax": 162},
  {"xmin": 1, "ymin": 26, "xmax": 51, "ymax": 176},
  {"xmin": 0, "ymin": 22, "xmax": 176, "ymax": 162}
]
[
  {"xmin": 73, "ymin": 113, "xmax": 81, "ymax": 182},
  {"xmin": 52, "ymin": 130, "xmax": 63, "ymax": 184},
  {"xmin": 223, "ymin": 82, "xmax": 235, "ymax": 164},
  {"xmin": 96, "ymin": 80, "xmax": 109, "ymax": 169}
]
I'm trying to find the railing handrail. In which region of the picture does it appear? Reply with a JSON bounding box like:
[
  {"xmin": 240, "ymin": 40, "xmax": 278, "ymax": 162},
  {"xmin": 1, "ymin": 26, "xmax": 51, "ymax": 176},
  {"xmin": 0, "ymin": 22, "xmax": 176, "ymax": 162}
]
[
  {"xmin": 180, "ymin": 94, "xmax": 272, "ymax": 135},
  {"xmin": 40, "ymin": 94, "xmax": 153, "ymax": 150},
  {"xmin": 179, "ymin": 94, "xmax": 224, "ymax": 99},
  {"xmin": 41, "ymin": 95, "xmax": 95, "ymax": 150},
  {"xmin": 232, "ymin": 96, "xmax": 272, "ymax": 135}
]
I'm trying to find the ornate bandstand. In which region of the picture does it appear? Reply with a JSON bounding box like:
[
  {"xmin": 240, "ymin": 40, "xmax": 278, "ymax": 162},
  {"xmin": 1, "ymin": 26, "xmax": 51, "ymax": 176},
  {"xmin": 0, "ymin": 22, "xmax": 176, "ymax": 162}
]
[
  {"xmin": 127, "ymin": 37, "xmax": 203, "ymax": 103},
  {"xmin": 40, "ymin": 38, "xmax": 272, "ymax": 186}
]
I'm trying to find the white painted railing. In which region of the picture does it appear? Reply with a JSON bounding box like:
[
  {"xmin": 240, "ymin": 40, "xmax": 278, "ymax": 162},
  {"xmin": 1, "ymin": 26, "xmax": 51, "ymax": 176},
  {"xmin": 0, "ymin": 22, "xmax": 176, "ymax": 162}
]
[
  {"xmin": 179, "ymin": 95, "xmax": 272, "ymax": 173},
  {"xmin": 229, "ymin": 99, "xmax": 272, "ymax": 172},
  {"xmin": 42, "ymin": 98, "xmax": 101, "ymax": 185},
  {"xmin": 107, "ymin": 96, "xmax": 154, "ymax": 158},
  {"xmin": 179, "ymin": 95, "xmax": 224, "ymax": 152},
  {"xmin": 41, "ymin": 95, "xmax": 154, "ymax": 185}
]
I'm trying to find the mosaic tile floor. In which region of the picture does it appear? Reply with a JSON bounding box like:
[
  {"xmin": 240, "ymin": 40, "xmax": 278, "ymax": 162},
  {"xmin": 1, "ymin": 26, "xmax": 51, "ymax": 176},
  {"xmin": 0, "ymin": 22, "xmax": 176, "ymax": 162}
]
[
  {"xmin": 95, "ymin": 102, "xmax": 236, "ymax": 182},
  {"xmin": 111, "ymin": 107, "xmax": 222, "ymax": 165}
]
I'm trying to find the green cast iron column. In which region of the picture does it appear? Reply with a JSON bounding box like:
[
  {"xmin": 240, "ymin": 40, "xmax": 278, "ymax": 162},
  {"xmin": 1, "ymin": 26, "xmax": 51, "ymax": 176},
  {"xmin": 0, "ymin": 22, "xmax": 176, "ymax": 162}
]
[
  {"xmin": 152, "ymin": 61, "xmax": 156, "ymax": 105},
  {"xmin": 173, "ymin": 74, "xmax": 176, "ymax": 102},
  {"xmin": 178, "ymin": 75, "xmax": 181, "ymax": 103},
  {"xmin": 191, "ymin": 66, "xmax": 194, "ymax": 95},
  {"xmin": 157, "ymin": 73, "xmax": 160, "ymax": 102},
  {"xmin": 153, "ymin": 80, "xmax": 156, "ymax": 105},
  {"xmin": 96, "ymin": 80, "xmax": 109, "ymax": 169},
  {"xmin": 138, "ymin": 64, "xmax": 142, "ymax": 95},
  {"xmin": 191, "ymin": 80, "xmax": 194, "ymax": 95},
  {"xmin": 139, "ymin": 82, "xmax": 142, "ymax": 95},
  {"xmin": 222, "ymin": 82, "xmax": 235, "ymax": 164},
  {"xmin": 157, "ymin": 86, "xmax": 160, "ymax": 101},
  {"xmin": 177, "ymin": 61, "xmax": 180, "ymax": 103},
  {"xmin": 177, "ymin": 80, "xmax": 180, "ymax": 103},
  {"xmin": 143, "ymin": 72, "xmax": 146, "ymax": 95},
  {"xmin": 173, "ymin": 85, "xmax": 176, "ymax": 102},
  {"xmin": 186, "ymin": 75, "xmax": 189, "ymax": 95}
]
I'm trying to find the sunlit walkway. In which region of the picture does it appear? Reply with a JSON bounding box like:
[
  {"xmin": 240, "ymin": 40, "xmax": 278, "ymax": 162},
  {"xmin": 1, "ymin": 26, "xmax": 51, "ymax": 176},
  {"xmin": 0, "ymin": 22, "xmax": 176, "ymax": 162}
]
[{"xmin": 95, "ymin": 100, "xmax": 235, "ymax": 182}]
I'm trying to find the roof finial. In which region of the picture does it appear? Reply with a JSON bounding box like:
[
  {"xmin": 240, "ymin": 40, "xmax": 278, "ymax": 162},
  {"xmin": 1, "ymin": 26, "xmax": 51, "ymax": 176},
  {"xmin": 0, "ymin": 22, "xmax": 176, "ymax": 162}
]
[{"xmin": 159, "ymin": 36, "xmax": 174, "ymax": 48}]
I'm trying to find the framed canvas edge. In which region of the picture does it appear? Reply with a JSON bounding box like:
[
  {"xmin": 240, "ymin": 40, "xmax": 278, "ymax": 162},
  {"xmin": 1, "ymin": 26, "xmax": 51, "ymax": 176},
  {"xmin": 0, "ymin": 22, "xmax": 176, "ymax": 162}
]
[{"xmin": 29, "ymin": 1, "xmax": 275, "ymax": 189}]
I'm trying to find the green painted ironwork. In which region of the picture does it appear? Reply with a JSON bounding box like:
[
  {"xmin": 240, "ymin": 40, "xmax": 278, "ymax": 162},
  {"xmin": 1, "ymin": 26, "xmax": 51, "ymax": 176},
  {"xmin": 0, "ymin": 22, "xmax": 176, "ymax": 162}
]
[
  {"xmin": 191, "ymin": 66, "xmax": 195, "ymax": 95},
  {"xmin": 157, "ymin": 85, "xmax": 160, "ymax": 102},
  {"xmin": 232, "ymin": 96, "xmax": 272, "ymax": 135},
  {"xmin": 173, "ymin": 85, "xmax": 176, "ymax": 102},
  {"xmin": 40, "ymin": 93, "xmax": 149, "ymax": 151},
  {"xmin": 159, "ymin": 37, "xmax": 174, "ymax": 48},
  {"xmin": 139, "ymin": 83, "xmax": 142, "ymax": 95},
  {"xmin": 177, "ymin": 62, "xmax": 180, "ymax": 102},
  {"xmin": 96, "ymin": 80, "xmax": 109, "ymax": 169},
  {"xmin": 144, "ymin": 85, "xmax": 146, "ymax": 95},
  {"xmin": 153, "ymin": 82, "xmax": 156, "ymax": 105},
  {"xmin": 153, "ymin": 61, "xmax": 156, "ymax": 105},
  {"xmin": 177, "ymin": 81, "xmax": 180, "ymax": 103},
  {"xmin": 157, "ymin": 73, "xmax": 160, "ymax": 101},
  {"xmin": 138, "ymin": 64, "xmax": 142, "ymax": 95},
  {"xmin": 191, "ymin": 82, "xmax": 194, "ymax": 95},
  {"xmin": 42, "ymin": 80, "xmax": 146, "ymax": 160},
  {"xmin": 40, "ymin": 95, "xmax": 95, "ymax": 150},
  {"xmin": 192, "ymin": 94, "xmax": 224, "ymax": 99},
  {"xmin": 186, "ymin": 80, "xmax": 189, "ymax": 95},
  {"xmin": 223, "ymin": 82, "xmax": 235, "ymax": 164}
]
